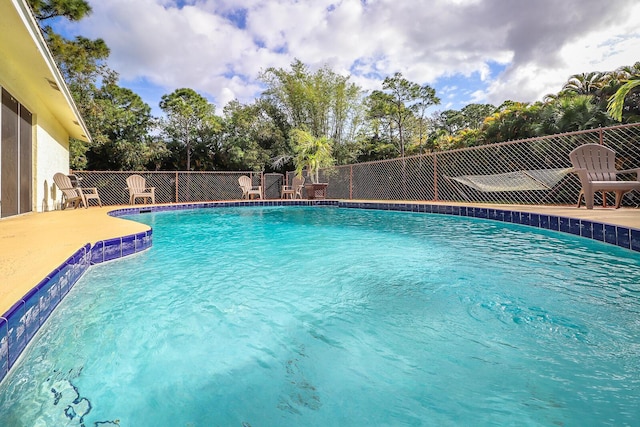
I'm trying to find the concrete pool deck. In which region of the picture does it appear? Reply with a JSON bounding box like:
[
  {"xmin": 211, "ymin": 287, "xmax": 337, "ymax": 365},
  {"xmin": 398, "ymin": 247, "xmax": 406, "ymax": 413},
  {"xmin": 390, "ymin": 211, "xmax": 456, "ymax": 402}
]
[
  {"xmin": 1, "ymin": 201, "xmax": 639, "ymax": 316},
  {"xmin": 0, "ymin": 206, "xmax": 149, "ymax": 316}
]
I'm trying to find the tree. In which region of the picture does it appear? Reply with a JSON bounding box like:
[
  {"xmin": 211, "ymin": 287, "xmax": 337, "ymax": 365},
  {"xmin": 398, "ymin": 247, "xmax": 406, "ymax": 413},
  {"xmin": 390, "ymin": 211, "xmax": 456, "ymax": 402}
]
[
  {"xmin": 86, "ymin": 84, "xmax": 162, "ymax": 170},
  {"xmin": 429, "ymin": 104, "xmax": 495, "ymax": 150},
  {"xmin": 366, "ymin": 73, "xmax": 439, "ymax": 158},
  {"xmin": 608, "ymin": 79, "xmax": 640, "ymax": 122},
  {"xmin": 561, "ymin": 72, "xmax": 605, "ymax": 96},
  {"xmin": 366, "ymin": 90, "xmax": 397, "ymax": 151},
  {"xmin": 459, "ymin": 104, "xmax": 496, "ymax": 129},
  {"xmin": 28, "ymin": 0, "xmax": 156, "ymax": 170},
  {"xmin": 159, "ymin": 88, "xmax": 218, "ymax": 170},
  {"xmin": 218, "ymin": 100, "xmax": 277, "ymax": 171},
  {"xmin": 431, "ymin": 109, "xmax": 465, "ymax": 135},
  {"xmin": 554, "ymin": 94, "xmax": 612, "ymax": 132},
  {"xmin": 28, "ymin": 0, "xmax": 91, "ymax": 22},
  {"xmin": 45, "ymin": 32, "xmax": 121, "ymax": 169},
  {"xmin": 481, "ymin": 102, "xmax": 542, "ymax": 144},
  {"xmin": 557, "ymin": 63, "xmax": 640, "ymax": 123},
  {"xmin": 290, "ymin": 129, "xmax": 334, "ymax": 184},
  {"xmin": 379, "ymin": 72, "xmax": 419, "ymax": 158},
  {"xmin": 260, "ymin": 59, "xmax": 364, "ymax": 156},
  {"xmin": 412, "ymin": 85, "xmax": 441, "ymax": 153},
  {"xmin": 606, "ymin": 62, "xmax": 640, "ymax": 123}
]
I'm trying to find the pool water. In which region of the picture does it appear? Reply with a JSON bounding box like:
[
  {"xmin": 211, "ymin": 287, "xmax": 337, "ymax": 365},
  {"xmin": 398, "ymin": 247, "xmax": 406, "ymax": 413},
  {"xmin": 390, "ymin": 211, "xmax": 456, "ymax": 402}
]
[{"xmin": 1, "ymin": 206, "xmax": 640, "ymax": 426}]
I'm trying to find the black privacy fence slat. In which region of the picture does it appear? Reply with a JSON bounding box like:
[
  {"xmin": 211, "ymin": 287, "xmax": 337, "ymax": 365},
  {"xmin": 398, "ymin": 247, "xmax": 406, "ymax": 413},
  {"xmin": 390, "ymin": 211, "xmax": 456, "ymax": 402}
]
[{"xmin": 74, "ymin": 123, "xmax": 640, "ymax": 207}]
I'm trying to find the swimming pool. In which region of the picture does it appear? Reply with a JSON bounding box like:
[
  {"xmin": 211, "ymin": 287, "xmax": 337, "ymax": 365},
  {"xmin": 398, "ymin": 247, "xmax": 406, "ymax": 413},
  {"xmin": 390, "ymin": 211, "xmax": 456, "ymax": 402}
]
[{"xmin": 1, "ymin": 206, "xmax": 639, "ymax": 426}]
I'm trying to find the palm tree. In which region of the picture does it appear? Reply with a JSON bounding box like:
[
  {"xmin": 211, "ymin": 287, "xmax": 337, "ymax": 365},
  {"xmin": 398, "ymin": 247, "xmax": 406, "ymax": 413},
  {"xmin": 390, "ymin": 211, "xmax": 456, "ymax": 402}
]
[
  {"xmin": 607, "ymin": 79, "xmax": 640, "ymax": 122},
  {"xmin": 615, "ymin": 62, "xmax": 640, "ymax": 79},
  {"xmin": 606, "ymin": 62, "xmax": 640, "ymax": 122},
  {"xmin": 290, "ymin": 128, "xmax": 334, "ymax": 183},
  {"xmin": 561, "ymin": 72, "xmax": 605, "ymax": 96},
  {"xmin": 555, "ymin": 95, "xmax": 611, "ymax": 131}
]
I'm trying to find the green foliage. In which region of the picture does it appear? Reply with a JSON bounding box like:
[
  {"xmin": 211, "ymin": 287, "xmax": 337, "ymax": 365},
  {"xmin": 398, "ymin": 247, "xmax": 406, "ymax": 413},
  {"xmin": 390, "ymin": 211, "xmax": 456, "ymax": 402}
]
[
  {"xmin": 560, "ymin": 72, "xmax": 605, "ymax": 96},
  {"xmin": 44, "ymin": 31, "xmax": 111, "ymax": 84},
  {"xmin": 260, "ymin": 60, "xmax": 364, "ymax": 144},
  {"xmin": 290, "ymin": 129, "xmax": 334, "ymax": 183},
  {"xmin": 32, "ymin": 12, "xmax": 166, "ymax": 171},
  {"xmin": 434, "ymin": 128, "xmax": 483, "ymax": 151},
  {"xmin": 555, "ymin": 63, "xmax": 640, "ymax": 123},
  {"xmin": 86, "ymin": 84, "xmax": 160, "ymax": 170},
  {"xmin": 481, "ymin": 102, "xmax": 547, "ymax": 144},
  {"xmin": 217, "ymin": 100, "xmax": 277, "ymax": 171},
  {"xmin": 608, "ymin": 79, "xmax": 640, "ymax": 122},
  {"xmin": 380, "ymin": 72, "xmax": 418, "ymax": 155},
  {"xmin": 430, "ymin": 104, "xmax": 495, "ymax": 139},
  {"xmin": 459, "ymin": 104, "xmax": 496, "ymax": 129},
  {"xmin": 68, "ymin": 138, "xmax": 88, "ymax": 170},
  {"xmin": 159, "ymin": 88, "xmax": 220, "ymax": 170},
  {"xmin": 45, "ymin": 31, "xmax": 168, "ymax": 171},
  {"xmin": 365, "ymin": 72, "xmax": 439, "ymax": 158},
  {"xmin": 28, "ymin": 0, "xmax": 91, "ymax": 21},
  {"xmin": 554, "ymin": 94, "xmax": 612, "ymax": 131}
]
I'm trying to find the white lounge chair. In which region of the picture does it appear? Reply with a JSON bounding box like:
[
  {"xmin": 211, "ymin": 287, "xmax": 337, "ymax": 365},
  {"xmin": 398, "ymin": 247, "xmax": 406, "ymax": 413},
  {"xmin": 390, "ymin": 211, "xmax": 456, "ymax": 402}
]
[
  {"xmin": 281, "ymin": 176, "xmax": 305, "ymax": 199},
  {"xmin": 238, "ymin": 175, "xmax": 262, "ymax": 199},
  {"xmin": 69, "ymin": 174, "xmax": 102, "ymax": 207},
  {"xmin": 53, "ymin": 173, "xmax": 83, "ymax": 209},
  {"xmin": 126, "ymin": 174, "xmax": 155, "ymax": 205},
  {"xmin": 53, "ymin": 173, "xmax": 102, "ymax": 209},
  {"xmin": 569, "ymin": 143, "xmax": 640, "ymax": 209}
]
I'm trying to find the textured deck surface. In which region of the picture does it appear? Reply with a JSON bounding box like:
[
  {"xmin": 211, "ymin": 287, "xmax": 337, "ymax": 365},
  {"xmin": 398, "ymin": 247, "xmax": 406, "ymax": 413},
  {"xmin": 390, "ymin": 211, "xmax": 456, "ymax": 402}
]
[{"xmin": 0, "ymin": 206, "xmax": 149, "ymax": 315}]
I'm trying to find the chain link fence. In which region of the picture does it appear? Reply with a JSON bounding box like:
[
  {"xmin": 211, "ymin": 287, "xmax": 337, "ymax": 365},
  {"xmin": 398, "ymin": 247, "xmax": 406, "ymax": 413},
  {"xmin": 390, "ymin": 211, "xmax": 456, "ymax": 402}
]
[
  {"xmin": 316, "ymin": 123, "xmax": 640, "ymax": 207},
  {"xmin": 71, "ymin": 171, "xmax": 277, "ymax": 205},
  {"xmin": 74, "ymin": 123, "xmax": 640, "ymax": 207}
]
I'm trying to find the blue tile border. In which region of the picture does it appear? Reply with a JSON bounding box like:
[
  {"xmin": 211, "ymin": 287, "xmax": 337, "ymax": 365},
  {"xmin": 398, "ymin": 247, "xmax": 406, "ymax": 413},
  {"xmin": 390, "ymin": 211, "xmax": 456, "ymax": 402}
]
[
  {"xmin": 2, "ymin": 199, "xmax": 638, "ymax": 385},
  {"xmin": 0, "ymin": 227, "xmax": 152, "ymax": 384},
  {"xmin": 0, "ymin": 317, "xmax": 7, "ymax": 380}
]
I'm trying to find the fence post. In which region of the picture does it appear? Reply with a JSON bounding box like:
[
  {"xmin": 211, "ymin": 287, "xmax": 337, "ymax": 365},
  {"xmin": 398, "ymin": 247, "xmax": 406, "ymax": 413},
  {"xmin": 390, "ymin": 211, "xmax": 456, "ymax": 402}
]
[
  {"xmin": 433, "ymin": 154, "xmax": 439, "ymax": 201},
  {"xmin": 599, "ymin": 128, "xmax": 604, "ymax": 145},
  {"xmin": 175, "ymin": 171, "xmax": 179, "ymax": 203},
  {"xmin": 349, "ymin": 165, "xmax": 353, "ymax": 200}
]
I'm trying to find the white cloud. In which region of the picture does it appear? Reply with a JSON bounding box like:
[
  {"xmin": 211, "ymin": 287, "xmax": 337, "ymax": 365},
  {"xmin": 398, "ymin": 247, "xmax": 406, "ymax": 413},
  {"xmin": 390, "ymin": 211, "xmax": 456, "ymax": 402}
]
[
  {"xmin": 481, "ymin": 1, "xmax": 640, "ymax": 106},
  {"xmin": 71, "ymin": 0, "xmax": 640, "ymax": 113}
]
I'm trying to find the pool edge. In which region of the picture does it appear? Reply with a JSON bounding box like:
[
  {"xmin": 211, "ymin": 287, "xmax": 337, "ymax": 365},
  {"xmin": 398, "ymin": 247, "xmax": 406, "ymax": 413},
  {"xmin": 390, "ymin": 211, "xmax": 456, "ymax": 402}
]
[
  {"xmin": 114, "ymin": 199, "xmax": 636, "ymax": 252},
  {"xmin": 0, "ymin": 226, "xmax": 153, "ymax": 384}
]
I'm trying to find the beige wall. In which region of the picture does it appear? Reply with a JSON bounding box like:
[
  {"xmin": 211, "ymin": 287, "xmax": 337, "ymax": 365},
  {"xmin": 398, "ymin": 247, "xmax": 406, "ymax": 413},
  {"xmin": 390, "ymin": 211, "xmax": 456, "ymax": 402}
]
[{"xmin": 34, "ymin": 116, "xmax": 71, "ymax": 212}]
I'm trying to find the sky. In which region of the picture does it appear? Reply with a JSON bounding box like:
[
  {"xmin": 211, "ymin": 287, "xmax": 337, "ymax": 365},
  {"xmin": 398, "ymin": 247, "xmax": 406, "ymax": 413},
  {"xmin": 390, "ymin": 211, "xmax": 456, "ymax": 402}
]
[{"xmin": 53, "ymin": 0, "xmax": 640, "ymax": 117}]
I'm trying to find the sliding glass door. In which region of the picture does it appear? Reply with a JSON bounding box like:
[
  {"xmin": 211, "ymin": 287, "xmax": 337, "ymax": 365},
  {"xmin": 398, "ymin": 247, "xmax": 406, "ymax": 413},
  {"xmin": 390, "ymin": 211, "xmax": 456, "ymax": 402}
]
[{"xmin": 1, "ymin": 88, "xmax": 32, "ymax": 218}]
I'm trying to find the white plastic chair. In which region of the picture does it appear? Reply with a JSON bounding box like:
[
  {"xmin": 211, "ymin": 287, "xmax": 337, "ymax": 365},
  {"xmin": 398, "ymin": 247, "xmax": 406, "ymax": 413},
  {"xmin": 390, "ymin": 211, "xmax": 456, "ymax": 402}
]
[
  {"xmin": 281, "ymin": 176, "xmax": 305, "ymax": 199},
  {"xmin": 53, "ymin": 173, "xmax": 102, "ymax": 209},
  {"xmin": 569, "ymin": 144, "xmax": 640, "ymax": 209},
  {"xmin": 126, "ymin": 174, "xmax": 156, "ymax": 205},
  {"xmin": 238, "ymin": 175, "xmax": 262, "ymax": 199}
]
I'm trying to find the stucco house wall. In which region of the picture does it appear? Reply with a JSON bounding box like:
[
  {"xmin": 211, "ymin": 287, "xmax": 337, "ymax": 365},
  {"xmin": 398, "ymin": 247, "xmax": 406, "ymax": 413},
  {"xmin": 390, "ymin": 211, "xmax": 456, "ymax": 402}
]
[
  {"xmin": 0, "ymin": 0, "xmax": 90, "ymax": 216},
  {"xmin": 35, "ymin": 117, "xmax": 73, "ymax": 212}
]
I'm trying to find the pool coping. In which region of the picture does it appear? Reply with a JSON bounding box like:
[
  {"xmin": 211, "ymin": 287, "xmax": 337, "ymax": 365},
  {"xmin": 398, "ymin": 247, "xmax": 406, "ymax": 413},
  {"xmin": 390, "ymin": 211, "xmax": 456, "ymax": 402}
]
[{"xmin": 2, "ymin": 199, "xmax": 639, "ymax": 384}]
